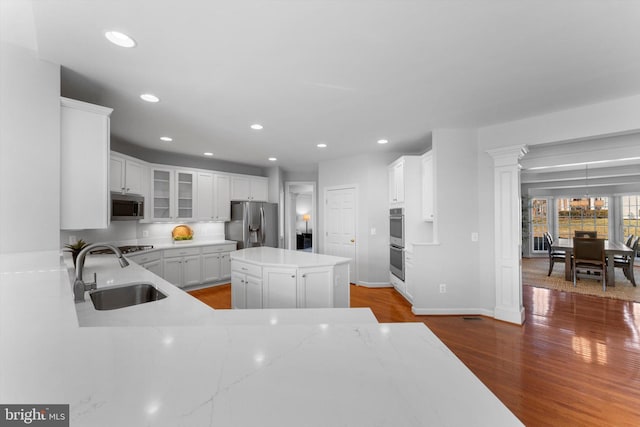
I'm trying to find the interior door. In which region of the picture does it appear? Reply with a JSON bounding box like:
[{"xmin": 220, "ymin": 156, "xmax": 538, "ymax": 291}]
[{"xmin": 325, "ymin": 187, "xmax": 356, "ymax": 283}]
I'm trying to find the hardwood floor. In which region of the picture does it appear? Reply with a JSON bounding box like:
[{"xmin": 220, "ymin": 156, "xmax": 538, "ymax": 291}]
[{"xmin": 190, "ymin": 284, "xmax": 640, "ymax": 426}]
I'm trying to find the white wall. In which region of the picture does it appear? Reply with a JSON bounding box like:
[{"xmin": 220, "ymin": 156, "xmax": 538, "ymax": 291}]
[
  {"xmin": 318, "ymin": 152, "xmax": 401, "ymax": 286},
  {"xmin": 411, "ymin": 130, "xmax": 488, "ymax": 313},
  {"xmin": 0, "ymin": 42, "xmax": 60, "ymax": 253}
]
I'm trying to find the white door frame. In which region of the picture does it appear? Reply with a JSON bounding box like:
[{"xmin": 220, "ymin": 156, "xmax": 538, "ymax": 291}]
[
  {"xmin": 323, "ymin": 184, "xmax": 358, "ymax": 284},
  {"xmin": 284, "ymin": 181, "xmax": 316, "ymax": 252}
]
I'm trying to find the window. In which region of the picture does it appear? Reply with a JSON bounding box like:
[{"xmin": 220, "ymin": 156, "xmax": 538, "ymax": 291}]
[
  {"xmin": 556, "ymin": 197, "xmax": 609, "ymax": 239},
  {"xmin": 622, "ymin": 195, "xmax": 640, "ymax": 239},
  {"xmin": 531, "ymin": 198, "xmax": 548, "ymax": 252}
]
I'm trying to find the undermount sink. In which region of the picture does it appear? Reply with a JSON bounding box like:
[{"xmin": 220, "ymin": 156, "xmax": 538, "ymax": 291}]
[{"xmin": 90, "ymin": 282, "xmax": 167, "ymax": 311}]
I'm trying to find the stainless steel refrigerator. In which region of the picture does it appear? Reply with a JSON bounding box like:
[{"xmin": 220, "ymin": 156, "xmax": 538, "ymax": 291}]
[{"xmin": 225, "ymin": 201, "xmax": 278, "ymax": 249}]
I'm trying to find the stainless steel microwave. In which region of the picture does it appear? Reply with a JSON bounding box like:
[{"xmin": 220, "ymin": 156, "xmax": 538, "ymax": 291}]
[{"xmin": 111, "ymin": 192, "xmax": 144, "ymax": 220}]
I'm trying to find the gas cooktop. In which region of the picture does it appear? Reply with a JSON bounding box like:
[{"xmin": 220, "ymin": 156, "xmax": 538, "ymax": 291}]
[{"xmin": 90, "ymin": 245, "xmax": 153, "ymax": 255}]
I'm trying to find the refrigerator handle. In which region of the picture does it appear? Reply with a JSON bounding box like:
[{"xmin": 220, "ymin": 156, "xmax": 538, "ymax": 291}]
[{"xmin": 260, "ymin": 206, "xmax": 266, "ymax": 245}]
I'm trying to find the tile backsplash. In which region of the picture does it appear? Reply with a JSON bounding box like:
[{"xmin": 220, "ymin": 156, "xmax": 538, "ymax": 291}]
[{"xmin": 60, "ymin": 221, "xmax": 226, "ymax": 248}]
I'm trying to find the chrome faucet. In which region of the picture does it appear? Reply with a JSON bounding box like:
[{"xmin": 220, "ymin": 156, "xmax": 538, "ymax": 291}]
[{"xmin": 73, "ymin": 243, "xmax": 129, "ymax": 302}]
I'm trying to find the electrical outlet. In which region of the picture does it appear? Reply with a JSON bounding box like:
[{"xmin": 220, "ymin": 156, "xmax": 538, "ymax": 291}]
[
  {"xmin": 142, "ymin": 230, "xmax": 149, "ymax": 237},
  {"xmin": 439, "ymin": 283, "xmax": 447, "ymax": 293},
  {"xmin": 69, "ymin": 235, "xmax": 77, "ymax": 244}
]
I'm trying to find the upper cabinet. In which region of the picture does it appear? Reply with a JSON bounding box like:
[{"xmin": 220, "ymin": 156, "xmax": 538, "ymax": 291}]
[
  {"xmin": 151, "ymin": 168, "xmax": 195, "ymax": 221},
  {"xmin": 110, "ymin": 153, "xmax": 146, "ymax": 195},
  {"xmin": 388, "ymin": 158, "xmax": 405, "ymax": 204},
  {"xmin": 60, "ymin": 97, "xmax": 112, "ymax": 230},
  {"xmin": 196, "ymin": 172, "xmax": 230, "ymax": 221},
  {"xmin": 231, "ymin": 175, "xmax": 268, "ymax": 201},
  {"xmin": 421, "ymin": 151, "xmax": 434, "ymax": 222}
]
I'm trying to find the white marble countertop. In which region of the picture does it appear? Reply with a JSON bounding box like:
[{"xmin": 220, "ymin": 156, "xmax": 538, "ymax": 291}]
[
  {"xmin": 0, "ymin": 250, "xmax": 522, "ymax": 426},
  {"xmin": 231, "ymin": 246, "xmax": 351, "ymax": 268}
]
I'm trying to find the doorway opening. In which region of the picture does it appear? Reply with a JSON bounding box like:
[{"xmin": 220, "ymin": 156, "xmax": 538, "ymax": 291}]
[{"xmin": 284, "ymin": 182, "xmax": 316, "ymax": 253}]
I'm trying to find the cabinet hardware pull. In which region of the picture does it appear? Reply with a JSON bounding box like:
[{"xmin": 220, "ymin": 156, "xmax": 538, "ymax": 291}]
[{"xmin": 291, "ymin": 275, "xmax": 295, "ymax": 278}]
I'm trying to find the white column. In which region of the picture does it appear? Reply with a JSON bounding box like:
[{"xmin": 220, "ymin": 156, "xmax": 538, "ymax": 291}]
[{"xmin": 487, "ymin": 145, "xmax": 528, "ymax": 325}]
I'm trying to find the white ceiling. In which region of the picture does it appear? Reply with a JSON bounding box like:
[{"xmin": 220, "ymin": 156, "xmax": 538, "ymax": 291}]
[{"xmin": 30, "ymin": 0, "xmax": 640, "ymax": 173}]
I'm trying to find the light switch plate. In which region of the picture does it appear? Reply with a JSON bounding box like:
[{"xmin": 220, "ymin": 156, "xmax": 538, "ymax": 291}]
[
  {"xmin": 371, "ymin": 227, "xmax": 376, "ymax": 236},
  {"xmin": 471, "ymin": 232, "xmax": 478, "ymax": 242}
]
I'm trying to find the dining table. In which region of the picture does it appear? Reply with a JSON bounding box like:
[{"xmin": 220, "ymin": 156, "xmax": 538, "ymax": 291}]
[{"xmin": 551, "ymin": 238, "xmax": 634, "ymax": 286}]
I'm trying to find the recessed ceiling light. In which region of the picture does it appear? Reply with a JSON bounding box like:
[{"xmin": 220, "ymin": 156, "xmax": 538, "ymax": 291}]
[
  {"xmin": 160, "ymin": 136, "xmax": 173, "ymax": 142},
  {"xmin": 377, "ymin": 139, "xmax": 389, "ymax": 145},
  {"xmin": 104, "ymin": 31, "xmax": 136, "ymax": 48},
  {"xmin": 268, "ymin": 157, "xmax": 277, "ymax": 161},
  {"xmin": 317, "ymin": 143, "xmax": 327, "ymax": 148},
  {"xmin": 204, "ymin": 152, "xmax": 214, "ymax": 156},
  {"xmin": 251, "ymin": 124, "xmax": 264, "ymax": 130},
  {"xmin": 140, "ymin": 93, "xmax": 160, "ymax": 103}
]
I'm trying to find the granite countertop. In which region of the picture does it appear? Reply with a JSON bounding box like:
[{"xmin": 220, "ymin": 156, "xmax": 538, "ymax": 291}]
[
  {"xmin": 0, "ymin": 251, "xmax": 522, "ymax": 426},
  {"xmin": 231, "ymin": 246, "xmax": 351, "ymax": 268}
]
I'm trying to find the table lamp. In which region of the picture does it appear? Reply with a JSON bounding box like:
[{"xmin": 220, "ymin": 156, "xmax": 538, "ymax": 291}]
[{"xmin": 303, "ymin": 214, "xmax": 311, "ymax": 233}]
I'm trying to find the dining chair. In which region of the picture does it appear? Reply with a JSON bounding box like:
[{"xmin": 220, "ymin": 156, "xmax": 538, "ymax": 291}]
[
  {"xmin": 625, "ymin": 234, "xmax": 635, "ymax": 247},
  {"xmin": 545, "ymin": 233, "xmax": 566, "ymax": 276},
  {"xmin": 614, "ymin": 236, "xmax": 639, "ymax": 287},
  {"xmin": 573, "ymin": 237, "xmax": 606, "ymax": 291},
  {"xmin": 574, "ymin": 230, "xmax": 598, "ymax": 238}
]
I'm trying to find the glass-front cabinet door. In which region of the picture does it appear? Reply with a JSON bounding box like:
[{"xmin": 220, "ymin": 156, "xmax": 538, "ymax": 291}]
[
  {"xmin": 176, "ymin": 171, "xmax": 194, "ymax": 220},
  {"xmin": 152, "ymin": 169, "xmax": 173, "ymax": 220}
]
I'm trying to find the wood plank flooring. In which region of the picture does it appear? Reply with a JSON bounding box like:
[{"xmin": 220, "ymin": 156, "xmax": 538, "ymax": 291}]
[{"xmin": 190, "ymin": 283, "xmax": 640, "ymax": 426}]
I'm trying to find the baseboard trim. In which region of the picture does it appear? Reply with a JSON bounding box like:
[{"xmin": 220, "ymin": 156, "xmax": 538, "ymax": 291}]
[
  {"xmin": 356, "ymin": 281, "xmax": 393, "ymax": 288},
  {"xmin": 411, "ymin": 307, "xmax": 495, "ymax": 318}
]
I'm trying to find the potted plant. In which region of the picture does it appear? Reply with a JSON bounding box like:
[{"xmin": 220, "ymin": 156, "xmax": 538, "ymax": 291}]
[{"xmin": 64, "ymin": 239, "xmax": 90, "ymax": 267}]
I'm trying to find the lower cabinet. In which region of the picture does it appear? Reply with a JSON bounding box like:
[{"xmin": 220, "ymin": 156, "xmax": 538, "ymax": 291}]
[
  {"xmin": 163, "ymin": 252, "xmax": 201, "ymax": 288},
  {"xmin": 128, "ymin": 243, "xmax": 236, "ymax": 289},
  {"xmin": 231, "ymin": 260, "xmax": 348, "ymax": 309},
  {"xmin": 231, "ymin": 263, "xmax": 263, "ymax": 309},
  {"xmin": 263, "ymin": 267, "xmax": 298, "ymax": 308},
  {"xmin": 298, "ymin": 267, "xmax": 333, "ymax": 308}
]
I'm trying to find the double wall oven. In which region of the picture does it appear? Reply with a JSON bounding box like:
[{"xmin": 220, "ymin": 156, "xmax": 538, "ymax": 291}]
[{"xmin": 389, "ymin": 208, "xmax": 405, "ymax": 281}]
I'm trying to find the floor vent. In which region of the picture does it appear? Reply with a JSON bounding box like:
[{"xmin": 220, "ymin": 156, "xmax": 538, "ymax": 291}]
[{"xmin": 463, "ymin": 317, "xmax": 482, "ymax": 321}]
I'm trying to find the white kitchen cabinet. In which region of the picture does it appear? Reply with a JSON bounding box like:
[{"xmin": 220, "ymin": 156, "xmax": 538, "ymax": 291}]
[
  {"xmin": 163, "ymin": 247, "xmax": 201, "ymax": 288},
  {"xmin": 297, "ymin": 267, "xmax": 333, "ymax": 308},
  {"xmin": 144, "ymin": 259, "xmax": 163, "ymax": 277},
  {"xmin": 263, "ymin": 267, "xmax": 298, "ymax": 308},
  {"xmin": 151, "ymin": 168, "xmax": 195, "ymax": 221},
  {"xmin": 196, "ymin": 172, "xmax": 214, "ymax": 220},
  {"xmin": 231, "ymin": 260, "xmax": 262, "ymax": 309},
  {"xmin": 126, "ymin": 251, "xmax": 162, "ymax": 278},
  {"xmin": 388, "ymin": 158, "xmax": 405, "ymax": 204},
  {"xmin": 60, "ymin": 97, "xmax": 112, "ymax": 230},
  {"xmin": 201, "ymin": 244, "xmax": 236, "ymax": 283},
  {"xmin": 403, "ymin": 250, "xmax": 415, "ymax": 303},
  {"xmin": 110, "ymin": 154, "xmax": 145, "ymax": 195},
  {"xmin": 231, "ymin": 175, "xmax": 268, "ymax": 201},
  {"xmin": 421, "ymin": 150, "xmax": 434, "ymax": 222},
  {"xmin": 214, "ymin": 174, "xmax": 231, "ymax": 221},
  {"xmin": 202, "ymin": 252, "xmax": 222, "ymax": 283},
  {"xmin": 196, "ymin": 172, "xmax": 230, "ymax": 221}
]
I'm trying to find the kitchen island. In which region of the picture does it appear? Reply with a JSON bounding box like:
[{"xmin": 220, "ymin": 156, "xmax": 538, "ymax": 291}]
[
  {"xmin": 231, "ymin": 247, "xmax": 351, "ymax": 309},
  {"xmin": 0, "ymin": 250, "xmax": 522, "ymax": 426}
]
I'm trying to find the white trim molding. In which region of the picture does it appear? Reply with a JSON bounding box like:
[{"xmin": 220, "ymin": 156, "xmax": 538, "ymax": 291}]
[
  {"xmin": 487, "ymin": 145, "xmax": 528, "ymax": 325},
  {"xmin": 356, "ymin": 281, "xmax": 392, "ymax": 288},
  {"xmin": 411, "ymin": 307, "xmax": 495, "ymax": 317}
]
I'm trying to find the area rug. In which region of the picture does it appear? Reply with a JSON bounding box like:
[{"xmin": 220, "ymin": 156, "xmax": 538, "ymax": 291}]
[{"xmin": 522, "ymin": 256, "xmax": 640, "ymax": 302}]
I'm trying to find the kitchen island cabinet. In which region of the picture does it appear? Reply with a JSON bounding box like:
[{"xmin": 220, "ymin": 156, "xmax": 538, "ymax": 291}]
[{"xmin": 231, "ymin": 247, "xmax": 350, "ymax": 309}]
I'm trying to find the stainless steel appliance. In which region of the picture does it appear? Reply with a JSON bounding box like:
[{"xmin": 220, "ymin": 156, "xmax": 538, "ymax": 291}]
[
  {"xmin": 225, "ymin": 201, "xmax": 278, "ymax": 249},
  {"xmin": 390, "ymin": 244, "xmax": 405, "ymax": 281},
  {"xmin": 111, "ymin": 192, "xmax": 144, "ymax": 220},
  {"xmin": 389, "ymin": 208, "xmax": 405, "ymax": 280},
  {"xmin": 389, "ymin": 208, "xmax": 404, "ymax": 247}
]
